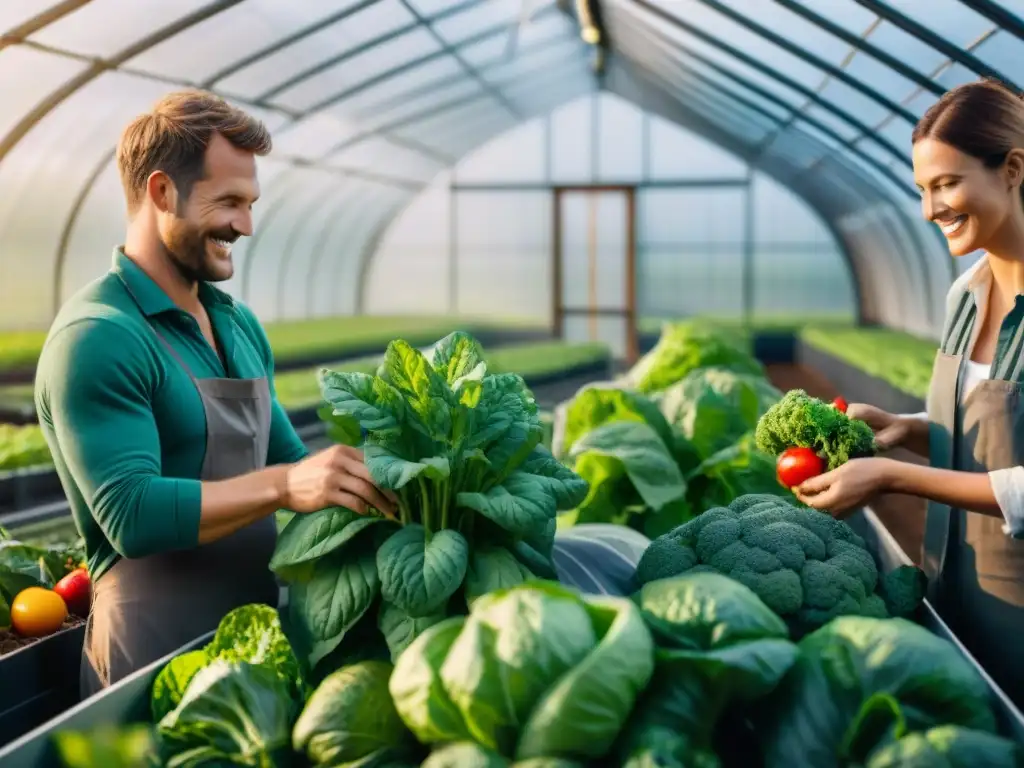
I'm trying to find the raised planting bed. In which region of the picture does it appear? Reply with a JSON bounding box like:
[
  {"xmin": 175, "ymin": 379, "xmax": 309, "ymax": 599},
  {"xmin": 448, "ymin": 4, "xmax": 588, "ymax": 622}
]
[
  {"xmin": 797, "ymin": 325, "xmax": 935, "ymax": 411},
  {"xmin": 796, "ymin": 333, "xmax": 928, "ymax": 415},
  {"xmin": 0, "ymin": 314, "xmax": 550, "ymax": 385}
]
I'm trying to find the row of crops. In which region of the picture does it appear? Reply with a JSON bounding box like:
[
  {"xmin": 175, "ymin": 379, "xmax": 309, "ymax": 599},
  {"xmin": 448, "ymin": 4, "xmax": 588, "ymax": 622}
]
[{"xmin": 6, "ymin": 321, "xmax": 1017, "ymax": 767}]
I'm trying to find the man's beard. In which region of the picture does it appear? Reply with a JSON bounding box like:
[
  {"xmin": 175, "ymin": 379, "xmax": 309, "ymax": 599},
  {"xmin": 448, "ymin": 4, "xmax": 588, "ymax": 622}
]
[{"xmin": 162, "ymin": 221, "xmax": 237, "ymax": 283}]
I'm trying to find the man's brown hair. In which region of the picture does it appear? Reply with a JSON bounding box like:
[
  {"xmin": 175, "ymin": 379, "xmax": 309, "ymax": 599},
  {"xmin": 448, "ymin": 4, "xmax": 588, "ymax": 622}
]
[{"xmin": 116, "ymin": 89, "xmax": 272, "ymax": 214}]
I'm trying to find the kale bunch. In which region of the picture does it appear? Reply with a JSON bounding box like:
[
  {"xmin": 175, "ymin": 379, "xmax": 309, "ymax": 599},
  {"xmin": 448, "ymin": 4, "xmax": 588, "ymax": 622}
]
[{"xmin": 754, "ymin": 389, "xmax": 875, "ymax": 471}]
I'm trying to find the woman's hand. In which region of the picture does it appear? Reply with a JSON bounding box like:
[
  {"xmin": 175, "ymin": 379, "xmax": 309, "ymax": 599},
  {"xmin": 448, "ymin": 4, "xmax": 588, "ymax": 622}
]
[
  {"xmin": 847, "ymin": 403, "xmax": 929, "ymax": 456},
  {"xmin": 794, "ymin": 457, "xmax": 897, "ymax": 518}
]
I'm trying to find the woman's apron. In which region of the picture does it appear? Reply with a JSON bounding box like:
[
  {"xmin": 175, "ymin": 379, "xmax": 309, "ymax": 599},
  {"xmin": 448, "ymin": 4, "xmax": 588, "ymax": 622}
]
[
  {"xmin": 80, "ymin": 324, "xmax": 280, "ymax": 698},
  {"xmin": 923, "ymin": 350, "xmax": 1024, "ymax": 706}
]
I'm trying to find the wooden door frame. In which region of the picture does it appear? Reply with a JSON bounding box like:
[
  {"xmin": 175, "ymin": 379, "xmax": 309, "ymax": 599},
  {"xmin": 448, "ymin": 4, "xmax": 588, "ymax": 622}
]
[{"xmin": 551, "ymin": 184, "xmax": 639, "ymax": 362}]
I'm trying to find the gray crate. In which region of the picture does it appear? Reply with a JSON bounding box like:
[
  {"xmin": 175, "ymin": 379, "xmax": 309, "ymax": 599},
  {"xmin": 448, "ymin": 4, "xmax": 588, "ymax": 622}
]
[{"xmin": 0, "ymin": 630, "xmax": 212, "ymax": 767}]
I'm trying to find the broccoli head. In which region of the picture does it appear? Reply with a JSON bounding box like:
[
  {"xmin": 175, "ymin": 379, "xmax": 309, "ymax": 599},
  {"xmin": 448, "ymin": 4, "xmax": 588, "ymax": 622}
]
[
  {"xmin": 634, "ymin": 494, "xmax": 925, "ymax": 636},
  {"xmin": 754, "ymin": 389, "xmax": 876, "ymax": 471}
]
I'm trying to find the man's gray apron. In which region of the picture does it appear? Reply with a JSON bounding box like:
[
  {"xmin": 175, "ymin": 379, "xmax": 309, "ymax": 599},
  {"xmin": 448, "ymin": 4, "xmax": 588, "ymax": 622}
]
[
  {"xmin": 923, "ymin": 350, "xmax": 1024, "ymax": 706},
  {"xmin": 80, "ymin": 321, "xmax": 279, "ymax": 698}
]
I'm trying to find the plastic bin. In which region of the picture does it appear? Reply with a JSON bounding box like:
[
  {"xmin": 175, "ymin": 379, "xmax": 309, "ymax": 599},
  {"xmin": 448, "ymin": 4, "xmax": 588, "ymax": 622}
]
[
  {"xmin": 0, "ymin": 630, "xmax": 212, "ymax": 767},
  {"xmin": 0, "ymin": 623, "xmax": 86, "ymax": 749},
  {"xmin": 850, "ymin": 505, "xmax": 1024, "ymax": 744}
]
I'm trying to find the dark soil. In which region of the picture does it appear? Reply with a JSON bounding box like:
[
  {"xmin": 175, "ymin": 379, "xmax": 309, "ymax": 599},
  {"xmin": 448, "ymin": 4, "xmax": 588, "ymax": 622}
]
[
  {"xmin": 765, "ymin": 363, "xmax": 926, "ymax": 565},
  {"xmin": 0, "ymin": 614, "xmax": 86, "ymax": 657}
]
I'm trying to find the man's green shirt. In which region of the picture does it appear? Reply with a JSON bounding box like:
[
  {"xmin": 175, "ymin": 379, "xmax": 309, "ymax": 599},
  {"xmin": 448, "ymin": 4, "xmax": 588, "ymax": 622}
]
[{"xmin": 35, "ymin": 249, "xmax": 308, "ymax": 580}]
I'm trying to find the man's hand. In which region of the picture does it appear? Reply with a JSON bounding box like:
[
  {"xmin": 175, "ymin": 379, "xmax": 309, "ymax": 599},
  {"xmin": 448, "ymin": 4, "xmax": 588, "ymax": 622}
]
[
  {"xmin": 847, "ymin": 403, "xmax": 928, "ymax": 455},
  {"xmin": 284, "ymin": 445, "xmax": 398, "ymax": 518}
]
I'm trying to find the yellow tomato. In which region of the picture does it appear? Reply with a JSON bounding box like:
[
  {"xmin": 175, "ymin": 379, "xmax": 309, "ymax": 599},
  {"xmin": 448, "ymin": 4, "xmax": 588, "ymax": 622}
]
[{"xmin": 11, "ymin": 587, "xmax": 67, "ymax": 637}]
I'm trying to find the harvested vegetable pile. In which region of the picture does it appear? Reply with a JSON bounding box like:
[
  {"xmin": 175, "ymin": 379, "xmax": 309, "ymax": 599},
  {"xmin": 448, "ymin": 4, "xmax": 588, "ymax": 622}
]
[
  {"xmin": 635, "ymin": 493, "xmax": 927, "ymax": 636},
  {"xmin": 755, "ymin": 389, "xmax": 876, "ymax": 472},
  {"xmin": 270, "ymin": 332, "xmax": 589, "ymax": 681},
  {"xmin": 50, "ymin": 575, "xmax": 1022, "ymax": 768}
]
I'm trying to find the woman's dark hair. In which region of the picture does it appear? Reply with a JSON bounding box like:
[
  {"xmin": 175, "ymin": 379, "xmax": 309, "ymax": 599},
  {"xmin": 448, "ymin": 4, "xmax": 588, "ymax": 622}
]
[{"xmin": 914, "ymin": 78, "xmax": 1024, "ymax": 167}]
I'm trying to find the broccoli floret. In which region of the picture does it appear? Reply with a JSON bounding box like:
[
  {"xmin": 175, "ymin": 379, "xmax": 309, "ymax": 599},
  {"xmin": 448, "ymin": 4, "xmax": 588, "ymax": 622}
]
[
  {"xmin": 635, "ymin": 493, "xmax": 927, "ymax": 635},
  {"xmin": 754, "ymin": 389, "xmax": 876, "ymax": 471},
  {"xmin": 879, "ymin": 564, "xmax": 928, "ymax": 617}
]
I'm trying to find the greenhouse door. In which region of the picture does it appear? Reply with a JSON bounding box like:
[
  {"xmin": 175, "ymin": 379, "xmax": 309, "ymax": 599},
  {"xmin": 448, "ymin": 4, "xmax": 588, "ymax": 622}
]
[{"xmin": 553, "ymin": 186, "xmax": 638, "ymax": 363}]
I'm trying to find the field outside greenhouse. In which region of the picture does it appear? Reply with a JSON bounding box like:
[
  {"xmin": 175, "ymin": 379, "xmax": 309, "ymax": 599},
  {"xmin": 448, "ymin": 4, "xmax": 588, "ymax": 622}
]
[{"xmin": 1, "ymin": 1, "xmax": 1023, "ymax": 767}]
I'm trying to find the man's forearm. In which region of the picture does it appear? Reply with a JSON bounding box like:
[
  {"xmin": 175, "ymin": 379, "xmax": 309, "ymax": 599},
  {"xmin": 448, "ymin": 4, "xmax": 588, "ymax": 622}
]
[
  {"xmin": 197, "ymin": 464, "xmax": 292, "ymax": 543},
  {"xmin": 886, "ymin": 462, "xmax": 1002, "ymax": 517}
]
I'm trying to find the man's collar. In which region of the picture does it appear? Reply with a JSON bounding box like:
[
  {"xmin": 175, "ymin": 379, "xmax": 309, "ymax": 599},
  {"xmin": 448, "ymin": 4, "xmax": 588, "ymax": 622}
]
[{"xmin": 112, "ymin": 247, "xmax": 235, "ymax": 317}]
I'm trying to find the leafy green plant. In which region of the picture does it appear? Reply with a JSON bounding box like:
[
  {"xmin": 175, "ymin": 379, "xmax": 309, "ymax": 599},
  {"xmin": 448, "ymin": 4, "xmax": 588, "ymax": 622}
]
[
  {"xmin": 553, "ymin": 369, "xmax": 790, "ymax": 538},
  {"xmin": 270, "ymin": 333, "xmax": 589, "ymax": 679},
  {"xmin": 799, "ymin": 326, "xmax": 937, "ymax": 400},
  {"xmin": 757, "ymin": 616, "xmax": 1013, "ymax": 767},
  {"xmin": 389, "ymin": 581, "xmax": 654, "ymax": 764}
]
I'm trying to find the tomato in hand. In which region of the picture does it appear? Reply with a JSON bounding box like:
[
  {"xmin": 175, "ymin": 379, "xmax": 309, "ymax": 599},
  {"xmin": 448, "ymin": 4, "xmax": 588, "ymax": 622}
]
[
  {"xmin": 832, "ymin": 396, "xmax": 848, "ymax": 413},
  {"xmin": 776, "ymin": 447, "xmax": 825, "ymax": 488}
]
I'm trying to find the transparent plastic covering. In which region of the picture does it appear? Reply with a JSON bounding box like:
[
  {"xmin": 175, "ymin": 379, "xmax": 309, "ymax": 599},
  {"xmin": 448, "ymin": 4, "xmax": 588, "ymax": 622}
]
[{"xmin": 0, "ymin": 0, "xmax": 1020, "ymax": 335}]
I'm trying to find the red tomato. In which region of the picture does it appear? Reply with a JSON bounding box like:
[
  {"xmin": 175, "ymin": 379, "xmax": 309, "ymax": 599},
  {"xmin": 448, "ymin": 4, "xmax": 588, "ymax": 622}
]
[
  {"xmin": 53, "ymin": 568, "xmax": 91, "ymax": 618},
  {"xmin": 832, "ymin": 396, "xmax": 848, "ymax": 413},
  {"xmin": 776, "ymin": 447, "xmax": 825, "ymax": 488}
]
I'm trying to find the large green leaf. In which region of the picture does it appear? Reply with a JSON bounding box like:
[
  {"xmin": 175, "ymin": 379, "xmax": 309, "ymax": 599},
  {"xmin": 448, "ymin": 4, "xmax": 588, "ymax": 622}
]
[
  {"xmin": 271, "ymin": 507, "xmax": 394, "ymax": 579},
  {"xmin": 319, "ymin": 370, "xmax": 402, "ymax": 433},
  {"xmin": 289, "ymin": 546, "xmax": 380, "ymax": 668},
  {"xmin": 558, "ymin": 387, "xmax": 676, "ymax": 460},
  {"xmin": 382, "ymin": 340, "xmax": 453, "ymax": 439},
  {"xmin": 150, "ymin": 651, "xmax": 209, "ymax": 724},
  {"xmin": 568, "ymin": 421, "xmax": 687, "ymax": 513},
  {"xmin": 518, "ymin": 446, "xmax": 590, "ymax": 511},
  {"xmin": 515, "ymin": 596, "xmax": 655, "ymax": 760},
  {"xmin": 437, "ymin": 583, "xmax": 597, "ymax": 755},
  {"xmin": 457, "ymin": 472, "xmax": 556, "ymax": 539},
  {"xmin": 758, "ymin": 616, "xmax": 1000, "ymax": 768},
  {"xmin": 377, "ymin": 525, "xmax": 468, "ymax": 618},
  {"xmin": 463, "ymin": 546, "xmax": 533, "ymax": 605},
  {"xmin": 431, "ymin": 331, "xmax": 486, "ymax": 386},
  {"xmin": 390, "ymin": 617, "xmax": 473, "ymax": 744},
  {"xmin": 157, "ymin": 661, "xmax": 299, "ymax": 767},
  {"xmin": 292, "ymin": 660, "xmax": 413, "ymax": 766},
  {"xmin": 378, "ymin": 601, "xmax": 449, "ymax": 662},
  {"xmin": 364, "ymin": 445, "xmax": 451, "ymax": 490}
]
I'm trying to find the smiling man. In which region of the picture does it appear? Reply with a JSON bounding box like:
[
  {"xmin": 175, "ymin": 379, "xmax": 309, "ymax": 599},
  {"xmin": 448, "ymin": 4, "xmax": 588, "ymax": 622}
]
[{"xmin": 35, "ymin": 90, "xmax": 395, "ymax": 697}]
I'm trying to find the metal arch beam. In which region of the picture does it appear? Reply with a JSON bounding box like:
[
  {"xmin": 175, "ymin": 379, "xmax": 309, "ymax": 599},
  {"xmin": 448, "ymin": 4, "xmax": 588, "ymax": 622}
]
[
  {"xmin": 353, "ymin": 200, "xmax": 413, "ymax": 315},
  {"xmin": 396, "ymin": 0, "xmax": 521, "ymax": 119},
  {"xmin": 295, "ymin": 4, "xmax": 562, "ymax": 116},
  {"xmin": 958, "ymin": 0, "xmax": 1024, "ymax": 43},
  {"xmin": 237, "ymin": 171, "xmax": 316, "ymax": 303},
  {"xmin": 302, "ymin": 188, "xmax": 390, "ymax": 317},
  {"xmin": 251, "ymin": 0, "xmax": 496, "ymax": 103},
  {"xmin": 607, "ymin": 56, "xmax": 930, "ymax": 325},
  {"xmin": 316, "ymin": 48, "xmax": 590, "ymax": 160},
  {"xmin": 0, "ymin": 0, "xmax": 246, "ymax": 164},
  {"xmin": 771, "ymin": 0, "xmax": 945, "ymax": 96},
  {"xmin": 201, "ymin": 0, "xmax": 384, "ymax": 88},
  {"xmin": 601, "ymin": 0, "xmax": 911, "ymax": 169},
  {"xmin": 644, "ymin": 0, "xmax": 918, "ymax": 124},
  {"xmin": 273, "ymin": 182, "xmax": 367, "ymax": 319},
  {"xmin": 605, "ymin": 58, "xmax": 867, "ymax": 321},
  {"xmin": 851, "ymin": 0, "xmax": 1017, "ymax": 85},
  {"xmin": 0, "ymin": 0, "xmax": 90, "ymax": 44},
  {"xmin": 609, "ymin": 10, "xmax": 917, "ymax": 197},
  {"xmin": 52, "ymin": 147, "xmax": 116, "ymax": 318}
]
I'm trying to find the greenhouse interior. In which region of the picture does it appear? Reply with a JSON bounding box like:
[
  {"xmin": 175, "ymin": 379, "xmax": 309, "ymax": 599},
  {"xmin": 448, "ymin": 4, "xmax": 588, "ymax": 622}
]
[{"xmin": 2, "ymin": 0, "xmax": 1024, "ymax": 766}]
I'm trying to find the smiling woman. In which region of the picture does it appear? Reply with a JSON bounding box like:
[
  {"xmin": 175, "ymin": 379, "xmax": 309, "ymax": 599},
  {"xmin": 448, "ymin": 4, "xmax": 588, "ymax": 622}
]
[{"xmin": 798, "ymin": 77, "xmax": 1024, "ymax": 707}]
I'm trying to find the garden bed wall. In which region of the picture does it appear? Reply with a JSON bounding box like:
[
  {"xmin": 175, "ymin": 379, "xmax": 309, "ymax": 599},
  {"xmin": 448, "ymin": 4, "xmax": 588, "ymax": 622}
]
[{"xmin": 795, "ymin": 339, "xmax": 925, "ymax": 414}]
